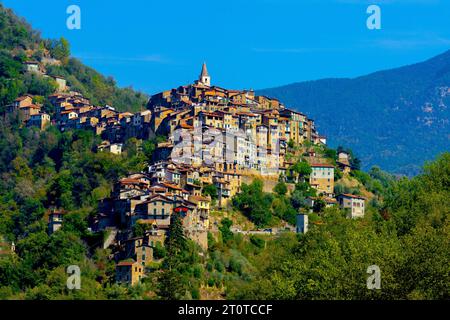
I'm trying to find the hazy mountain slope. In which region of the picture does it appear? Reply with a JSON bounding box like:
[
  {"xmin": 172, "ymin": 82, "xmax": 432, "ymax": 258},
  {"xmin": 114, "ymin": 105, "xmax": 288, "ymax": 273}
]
[{"xmin": 258, "ymin": 50, "xmax": 450, "ymax": 175}]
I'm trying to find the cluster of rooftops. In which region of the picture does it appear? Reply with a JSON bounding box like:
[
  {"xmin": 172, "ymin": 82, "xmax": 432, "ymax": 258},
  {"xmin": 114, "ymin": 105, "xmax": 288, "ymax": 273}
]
[{"xmin": 3, "ymin": 62, "xmax": 369, "ymax": 285}]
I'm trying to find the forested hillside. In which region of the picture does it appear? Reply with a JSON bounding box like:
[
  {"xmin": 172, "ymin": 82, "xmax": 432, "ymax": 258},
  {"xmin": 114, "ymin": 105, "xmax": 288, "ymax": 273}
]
[
  {"xmin": 0, "ymin": 4, "xmax": 148, "ymax": 113},
  {"xmin": 0, "ymin": 117, "xmax": 448, "ymax": 299},
  {"xmin": 227, "ymin": 154, "xmax": 450, "ymax": 300}
]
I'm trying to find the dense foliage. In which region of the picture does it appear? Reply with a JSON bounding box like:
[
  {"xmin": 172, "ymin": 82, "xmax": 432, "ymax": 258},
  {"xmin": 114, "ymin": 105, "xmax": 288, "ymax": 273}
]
[
  {"xmin": 0, "ymin": 115, "xmax": 152, "ymax": 299},
  {"xmin": 350, "ymin": 166, "xmax": 396, "ymax": 197},
  {"xmin": 227, "ymin": 154, "xmax": 450, "ymax": 300},
  {"xmin": 232, "ymin": 179, "xmax": 315, "ymax": 227},
  {"xmin": 46, "ymin": 59, "xmax": 148, "ymax": 113}
]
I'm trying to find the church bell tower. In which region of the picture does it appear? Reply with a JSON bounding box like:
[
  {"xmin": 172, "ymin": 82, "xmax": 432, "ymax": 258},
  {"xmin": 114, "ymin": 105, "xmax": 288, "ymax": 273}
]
[{"xmin": 198, "ymin": 62, "xmax": 211, "ymax": 87}]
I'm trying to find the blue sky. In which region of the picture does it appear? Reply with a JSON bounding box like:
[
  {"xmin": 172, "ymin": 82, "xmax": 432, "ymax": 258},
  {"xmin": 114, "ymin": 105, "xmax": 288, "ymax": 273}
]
[{"xmin": 3, "ymin": 0, "xmax": 450, "ymax": 94}]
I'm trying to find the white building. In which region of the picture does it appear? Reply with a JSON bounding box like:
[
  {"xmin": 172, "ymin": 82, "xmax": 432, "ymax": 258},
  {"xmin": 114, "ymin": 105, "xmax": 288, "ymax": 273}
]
[
  {"xmin": 24, "ymin": 61, "xmax": 40, "ymax": 73},
  {"xmin": 336, "ymin": 194, "xmax": 366, "ymax": 218},
  {"xmin": 109, "ymin": 143, "xmax": 123, "ymax": 155}
]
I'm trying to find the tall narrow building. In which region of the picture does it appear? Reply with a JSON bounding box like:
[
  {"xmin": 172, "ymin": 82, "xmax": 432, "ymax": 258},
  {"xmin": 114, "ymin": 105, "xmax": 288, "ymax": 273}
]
[{"xmin": 198, "ymin": 62, "xmax": 211, "ymax": 87}]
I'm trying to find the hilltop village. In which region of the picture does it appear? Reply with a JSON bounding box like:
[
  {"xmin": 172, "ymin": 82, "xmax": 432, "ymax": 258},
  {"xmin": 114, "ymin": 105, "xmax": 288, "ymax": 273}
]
[
  {"xmin": 4, "ymin": 61, "xmax": 366, "ymax": 286},
  {"xmin": 0, "ymin": 4, "xmax": 448, "ymax": 302}
]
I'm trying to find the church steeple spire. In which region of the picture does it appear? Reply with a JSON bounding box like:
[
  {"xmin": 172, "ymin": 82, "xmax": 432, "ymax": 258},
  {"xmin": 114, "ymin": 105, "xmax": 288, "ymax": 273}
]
[
  {"xmin": 200, "ymin": 62, "xmax": 209, "ymax": 77},
  {"xmin": 198, "ymin": 62, "xmax": 211, "ymax": 86}
]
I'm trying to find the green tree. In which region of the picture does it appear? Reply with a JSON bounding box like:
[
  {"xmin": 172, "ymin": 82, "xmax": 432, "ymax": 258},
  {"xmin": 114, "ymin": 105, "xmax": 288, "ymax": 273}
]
[
  {"xmin": 158, "ymin": 212, "xmax": 189, "ymax": 300},
  {"xmin": 232, "ymin": 179, "xmax": 274, "ymax": 227},
  {"xmin": 203, "ymin": 184, "xmax": 218, "ymax": 200},
  {"xmin": 23, "ymin": 73, "xmax": 57, "ymax": 96},
  {"xmin": 50, "ymin": 37, "xmax": 70, "ymax": 63},
  {"xmin": 312, "ymin": 199, "xmax": 326, "ymax": 213},
  {"xmin": 274, "ymin": 181, "xmax": 288, "ymax": 196},
  {"xmin": 219, "ymin": 218, "xmax": 233, "ymax": 244},
  {"xmin": 165, "ymin": 212, "xmax": 187, "ymax": 260},
  {"xmin": 157, "ymin": 268, "xmax": 187, "ymax": 300},
  {"xmin": 132, "ymin": 221, "xmax": 152, "ymax": 237},
  {"xmin": 324, "ymin": 148, "xmax": 337, "ymax": 161},
  {"xmin": 142, "ymin": 139, "xmax": 156, "ymax": 161},
  {"xmin": 287, "ymin": 139, "xmax": 295, "ymax": 149},
  {"xmin": 290, "ymin": 161, "xmax": 312, "ymax": 183}
]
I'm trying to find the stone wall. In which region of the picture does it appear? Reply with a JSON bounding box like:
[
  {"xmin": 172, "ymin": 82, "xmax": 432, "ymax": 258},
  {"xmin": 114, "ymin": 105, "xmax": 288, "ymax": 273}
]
[{"xmin": 187, "ymin": 229, "xmax": 208, "ymax": 251}]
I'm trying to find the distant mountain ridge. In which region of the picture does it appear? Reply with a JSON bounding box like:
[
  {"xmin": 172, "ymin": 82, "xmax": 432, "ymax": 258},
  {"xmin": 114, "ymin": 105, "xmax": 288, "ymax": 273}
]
[{"xmin": 257, "ymin": 50, "xmax": 450, "ymax": 175}]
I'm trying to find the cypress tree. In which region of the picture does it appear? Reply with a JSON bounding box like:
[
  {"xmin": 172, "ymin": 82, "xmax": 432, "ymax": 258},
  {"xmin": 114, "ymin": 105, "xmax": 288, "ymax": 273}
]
[
  {"xmin": 158, "ymin": 211, "xmax": 188, "ymax": 299},
  {"xmin": 165, "ymin": 211, "xmax": 187, "ymax": 259}
]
